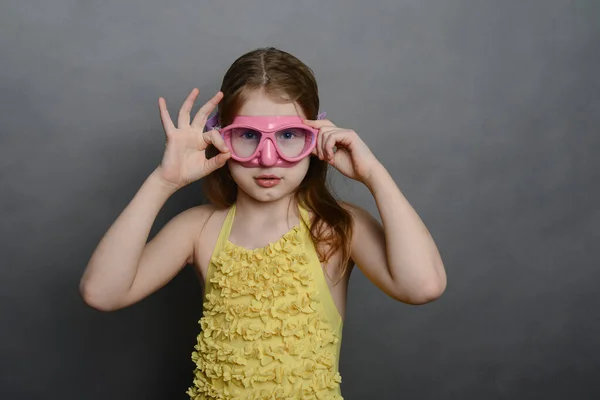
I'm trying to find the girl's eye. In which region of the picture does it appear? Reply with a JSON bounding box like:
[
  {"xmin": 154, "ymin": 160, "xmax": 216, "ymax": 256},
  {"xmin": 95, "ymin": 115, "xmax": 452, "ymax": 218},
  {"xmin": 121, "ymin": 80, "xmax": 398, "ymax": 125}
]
[
  {"xmin": 242, "ymin": 130, "xmax": 258, "ymax": 139},
  {"xmin": 279, "ymin": 131, "xmax": 296, "ymax": 139}
]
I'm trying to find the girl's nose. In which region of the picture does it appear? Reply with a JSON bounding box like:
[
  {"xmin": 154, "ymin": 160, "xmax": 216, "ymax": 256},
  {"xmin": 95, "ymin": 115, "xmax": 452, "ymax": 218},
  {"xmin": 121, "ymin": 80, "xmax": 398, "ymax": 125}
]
[{"xmin": 259, "ymin": 139, "xmax": 278, "ymax": 167}]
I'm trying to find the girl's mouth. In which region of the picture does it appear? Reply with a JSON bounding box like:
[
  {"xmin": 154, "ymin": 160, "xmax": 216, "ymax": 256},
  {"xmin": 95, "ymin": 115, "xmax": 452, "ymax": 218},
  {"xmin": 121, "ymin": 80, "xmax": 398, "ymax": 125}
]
[{"xmin": 255, "ymin": 175, "xmax": 281, "ymax": 188}]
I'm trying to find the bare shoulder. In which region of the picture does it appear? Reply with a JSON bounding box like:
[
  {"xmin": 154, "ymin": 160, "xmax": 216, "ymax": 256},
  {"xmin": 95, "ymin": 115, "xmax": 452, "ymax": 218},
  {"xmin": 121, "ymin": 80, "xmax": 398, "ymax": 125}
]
[
  {"xmin": 168, "ymin": 203, "xmax": 218, "ymax": 238},
  {"xmin": 338, "ymin": 200, "xmax": 385, "ymax": 247},
  {"xmin": 302, "ymin": 200, "xmax": 375, "ymax": 245},
  {"xmin": 338, "ymin": 200, "xmax": 360, "ymax": 213},
  {"xmin": 187, "ymin": 203, "xmax": 230, "ymax": 234},
  {"xmin": 188, "ymin": 204, "xmax": 231, "ymax": 277},
  {"xmin": 163, "ymin": 203, "xmax": 222, "ymax": 266},
  {"xmin": 178, "ymin": 203, "xmax": 220, "ymax": 224},
  {"xmin": 339, "ymin": 200, "xmax": 377, "ymax": 223}
]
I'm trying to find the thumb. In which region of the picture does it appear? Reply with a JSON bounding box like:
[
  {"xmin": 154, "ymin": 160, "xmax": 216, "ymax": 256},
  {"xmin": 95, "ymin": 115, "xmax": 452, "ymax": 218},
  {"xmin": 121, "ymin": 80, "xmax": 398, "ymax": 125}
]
[{"xmin": 204, "ymin": 152, "xmax": 231, "ymax": 175}]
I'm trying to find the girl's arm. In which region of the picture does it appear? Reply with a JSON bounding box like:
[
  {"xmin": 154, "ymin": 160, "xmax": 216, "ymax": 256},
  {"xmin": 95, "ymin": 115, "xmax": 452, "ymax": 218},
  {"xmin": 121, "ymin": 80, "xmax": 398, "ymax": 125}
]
[
  {"xmin": 345, "ymin": 162, "xmax": 446, "ymax": 304},
  {"xmin": 80, "ymin": 89, "xmax": 231, "ymax": 311},
  {"xmin": 80, "ymin": 168, "xmax": 210, "ymax": 311},
  {"xmin": 303, "ymin": 118, "xmax": 446, "ymax": 305}
]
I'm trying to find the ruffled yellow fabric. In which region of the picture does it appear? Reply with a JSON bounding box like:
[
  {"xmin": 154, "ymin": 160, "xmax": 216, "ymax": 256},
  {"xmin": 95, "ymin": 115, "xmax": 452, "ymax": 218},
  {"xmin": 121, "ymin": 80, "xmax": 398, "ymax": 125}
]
[{"xmin": 187, "ymin": 220, "xmax": 343, "ymax": 400}]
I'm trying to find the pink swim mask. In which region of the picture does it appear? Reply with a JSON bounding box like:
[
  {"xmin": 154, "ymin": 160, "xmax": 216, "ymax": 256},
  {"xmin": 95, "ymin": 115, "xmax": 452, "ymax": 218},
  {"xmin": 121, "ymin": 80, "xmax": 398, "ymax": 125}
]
[{"xmin": 214, "ymin": 115, "xmax": 322, "ymax": 168}]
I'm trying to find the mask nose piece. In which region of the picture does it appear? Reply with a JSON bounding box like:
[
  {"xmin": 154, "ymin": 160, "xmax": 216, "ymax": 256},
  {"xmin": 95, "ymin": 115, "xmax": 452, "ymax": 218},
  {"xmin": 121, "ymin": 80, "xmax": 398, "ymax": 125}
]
[{"xmin": 259, "ymin": 139, "xmax": 278, "ymax": 167}]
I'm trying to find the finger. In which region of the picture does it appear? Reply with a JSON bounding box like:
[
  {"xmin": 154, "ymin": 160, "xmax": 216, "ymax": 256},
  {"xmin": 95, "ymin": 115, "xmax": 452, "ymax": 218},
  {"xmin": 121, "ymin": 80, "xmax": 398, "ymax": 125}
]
[
  {"xmin": 303, "ymin": 119, "xmax": 336, "ymax": 128},
  {"xmin": 324, "ymin": 131, "xmax": 341, "ymax": 160},
  {"xmin": 191, "ymin": 91, "xmax": 224, "ymax": 128},
  {"xmin": 207, "ymin": 130, "xmax": 230, "ymax": 153},
  {"xmin": 317, "ymin": 126, "xmax": 338, "ymax": 160},
  {"xmin": 158, "ymin": 97, "xmax": 176, "ymax": 134},
  {"xmin": 199, "ymin": 129, "xmax": 230, "ymax": 153},
  {"xmin": 205, "ymin": 152, "xmax": 231, "ymax": 175},
  {"xmin": 316, "ymin": 127, "xmax": 325, "ymax": 160},
  {"xmin": 178, "ymin": 88, "xmax": 200, "ymax": 128},
  {"xmin": 326, "ymin": 130, "xmax": 355, "ymax": 159}
]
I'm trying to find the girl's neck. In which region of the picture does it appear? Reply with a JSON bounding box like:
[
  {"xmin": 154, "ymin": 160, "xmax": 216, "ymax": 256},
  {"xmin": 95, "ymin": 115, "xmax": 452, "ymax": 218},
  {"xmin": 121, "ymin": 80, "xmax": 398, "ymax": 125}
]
[{"xmin": 233, "ymin": 191, "xmax": 300, "ymax": 228}]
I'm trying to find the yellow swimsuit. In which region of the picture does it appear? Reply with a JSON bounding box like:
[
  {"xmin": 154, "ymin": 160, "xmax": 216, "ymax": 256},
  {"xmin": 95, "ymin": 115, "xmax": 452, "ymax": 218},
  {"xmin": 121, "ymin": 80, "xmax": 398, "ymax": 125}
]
[{"xmin": 187, "ymin": 204, "xmax": 344, "ymax": 400}]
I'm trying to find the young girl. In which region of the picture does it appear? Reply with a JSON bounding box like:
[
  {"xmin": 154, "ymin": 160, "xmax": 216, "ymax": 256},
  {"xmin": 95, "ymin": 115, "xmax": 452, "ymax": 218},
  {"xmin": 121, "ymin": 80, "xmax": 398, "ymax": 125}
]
[{"xmin": 80, "ymin": 47, "xmax": 446, "ymax": 400}]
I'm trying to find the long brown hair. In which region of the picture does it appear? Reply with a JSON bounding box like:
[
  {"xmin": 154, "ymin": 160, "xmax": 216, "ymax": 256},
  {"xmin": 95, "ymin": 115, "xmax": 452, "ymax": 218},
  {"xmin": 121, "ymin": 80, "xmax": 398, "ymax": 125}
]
[{"xmin": 202, "ymin": 47, "xmax": 353, "ymax": 282}]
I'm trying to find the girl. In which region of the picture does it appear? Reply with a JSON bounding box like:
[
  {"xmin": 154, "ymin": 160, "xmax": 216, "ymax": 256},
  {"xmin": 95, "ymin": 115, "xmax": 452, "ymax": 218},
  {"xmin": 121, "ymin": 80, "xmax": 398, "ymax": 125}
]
[{"xmin": 80, "ymin": 47, "xmax": 446, "ymax": 400}]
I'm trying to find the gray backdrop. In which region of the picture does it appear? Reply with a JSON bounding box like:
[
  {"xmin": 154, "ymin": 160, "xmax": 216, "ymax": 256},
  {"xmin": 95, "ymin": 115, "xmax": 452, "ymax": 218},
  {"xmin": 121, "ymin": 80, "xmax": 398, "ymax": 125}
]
[{"xmin": 2, "ymin": 0, "xmax": 599, "ymax": 399}]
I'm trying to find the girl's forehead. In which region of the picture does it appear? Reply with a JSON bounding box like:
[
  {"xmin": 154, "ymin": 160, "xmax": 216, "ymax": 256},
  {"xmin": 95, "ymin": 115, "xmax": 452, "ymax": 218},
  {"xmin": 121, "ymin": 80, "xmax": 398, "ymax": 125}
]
[{"xmin": 237, "ymin": 90, "xmax": 305, "ymax": 118}]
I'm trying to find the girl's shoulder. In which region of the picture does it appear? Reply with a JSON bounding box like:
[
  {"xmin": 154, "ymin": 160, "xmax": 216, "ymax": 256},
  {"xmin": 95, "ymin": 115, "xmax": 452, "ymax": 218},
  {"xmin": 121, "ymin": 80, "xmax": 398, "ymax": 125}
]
[
  {"xmin": 186, "ymin": 203, "xmax": 231, "ymax": 274},
  {"xmin": 327, "ymin": 200, "xmax": 373, "ymax": 223},
  {"xmin": 303, "ymin": 200, "xmax": 373, "ymax": 237},
  {"xmin": 183, "ymin": 203, "xmax": 229, "ymax": 222},
  {"xmin": 317, "ymin": 200, "xmax": 381, "ymax": 246},
  {"xmin": 174, "ymin": 203, "xmax": 230, "ymax": 249},
  {"xmin": 338, "ymin": 200, "xmax": 360, "ymax": 214}
]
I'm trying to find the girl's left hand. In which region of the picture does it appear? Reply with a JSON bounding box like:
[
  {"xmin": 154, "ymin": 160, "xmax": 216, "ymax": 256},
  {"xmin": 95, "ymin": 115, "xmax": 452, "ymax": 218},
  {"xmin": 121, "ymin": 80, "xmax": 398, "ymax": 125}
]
[{"xmin": 303, "ymin": 119, "xmax": 381, "ymax": 183}]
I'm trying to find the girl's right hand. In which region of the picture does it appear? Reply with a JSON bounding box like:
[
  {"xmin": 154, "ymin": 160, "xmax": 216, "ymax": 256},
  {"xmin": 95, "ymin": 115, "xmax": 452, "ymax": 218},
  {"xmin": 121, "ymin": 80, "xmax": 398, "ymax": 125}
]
[{"xmin": 156, "ymin": 88, "xmax": 231, "ymax": 189}]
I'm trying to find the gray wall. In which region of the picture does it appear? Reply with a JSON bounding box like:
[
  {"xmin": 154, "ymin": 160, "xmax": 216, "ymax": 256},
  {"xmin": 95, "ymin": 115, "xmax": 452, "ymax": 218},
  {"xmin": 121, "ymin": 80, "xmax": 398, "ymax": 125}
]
[{"xmin": 2, "ymin": 1, "xmax": 599, "ymax": 399}]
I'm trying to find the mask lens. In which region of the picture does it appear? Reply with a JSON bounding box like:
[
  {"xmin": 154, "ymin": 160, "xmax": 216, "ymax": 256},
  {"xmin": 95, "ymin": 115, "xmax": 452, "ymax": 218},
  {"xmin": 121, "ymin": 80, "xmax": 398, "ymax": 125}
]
[
  {"xmin": 275, "ymin": 128, "xmax": 312, "ymax": 158},
  {"xmin": 230, "ymin": 128, "xmax": 262, "ymax": 158}
]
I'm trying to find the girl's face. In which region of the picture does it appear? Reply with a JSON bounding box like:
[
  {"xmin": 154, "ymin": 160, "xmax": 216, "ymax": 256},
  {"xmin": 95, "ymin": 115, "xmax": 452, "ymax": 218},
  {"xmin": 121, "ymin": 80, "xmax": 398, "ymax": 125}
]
[{"xmin": 227, "ymin": 89, "xmax": 311, "ymax": 203}]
